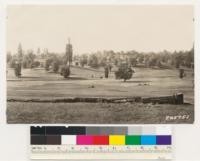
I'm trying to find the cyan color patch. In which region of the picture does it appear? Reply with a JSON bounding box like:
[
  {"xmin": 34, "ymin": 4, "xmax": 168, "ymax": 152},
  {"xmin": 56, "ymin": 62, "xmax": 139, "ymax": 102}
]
[{"xmin": 141, "ymin": 135, "xmax": 156, "ymax": 145}]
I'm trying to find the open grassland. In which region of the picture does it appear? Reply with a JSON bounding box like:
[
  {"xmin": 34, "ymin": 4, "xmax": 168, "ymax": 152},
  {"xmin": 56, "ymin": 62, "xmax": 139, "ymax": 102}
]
[
  {"xmin": 7, "ymin": 66, "xmax": 194, "ymax": 102},
  {"xmin": 7, "ymin": 66, "xmax": 194, "ymax": 123}
]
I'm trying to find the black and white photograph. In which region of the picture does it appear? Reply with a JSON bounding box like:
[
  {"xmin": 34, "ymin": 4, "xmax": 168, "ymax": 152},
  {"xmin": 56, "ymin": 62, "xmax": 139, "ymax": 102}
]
[{"xmin": 6, "ymin": 5, "xmax": 194, "ymax": 124}]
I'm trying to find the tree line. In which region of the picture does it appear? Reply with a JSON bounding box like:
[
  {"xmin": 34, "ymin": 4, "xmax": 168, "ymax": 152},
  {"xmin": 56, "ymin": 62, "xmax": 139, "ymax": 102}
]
[
  {"xmin": 75, "ymin": 48, "xmax": 194, "ymax": 69},
  {"xmin": 7, "ymin": 47, "xmax": 194, "ymax": 70},
  {"xmin": 7, "ymin": 46, "xmax": 194, "ymax": 80}
]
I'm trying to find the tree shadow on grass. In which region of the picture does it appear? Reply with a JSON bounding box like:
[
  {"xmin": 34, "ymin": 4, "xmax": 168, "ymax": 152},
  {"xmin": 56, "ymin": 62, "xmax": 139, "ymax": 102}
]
[
  {"xmin": 122, "ymin": 80, "xmax": 151, "ymax": 83},
  {"xmin": 7, "ymin": 76, "xmax": 42, "ymax": 81},
  {"xmin": 62, "ymin": 77, "xmax": 89, "ymax": 80},
  {"xmin": 20, "ymin": 76, "xmax": 41, "ymax": 79},
  {"xmin": 7, "ymin": 77, "xmax": 89, "ymax": 81}
]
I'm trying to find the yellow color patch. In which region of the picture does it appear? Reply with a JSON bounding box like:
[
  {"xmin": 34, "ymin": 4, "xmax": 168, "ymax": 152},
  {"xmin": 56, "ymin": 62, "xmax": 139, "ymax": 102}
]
[{"xmin": 109, "ymin": 135, "xmax": 125, "ymax": 145}]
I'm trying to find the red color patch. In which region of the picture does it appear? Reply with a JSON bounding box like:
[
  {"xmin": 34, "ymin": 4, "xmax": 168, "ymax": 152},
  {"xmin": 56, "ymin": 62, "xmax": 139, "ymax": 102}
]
[{"xmin": 93, "ymin": 136, "xmax": 109, "ymax": 145}]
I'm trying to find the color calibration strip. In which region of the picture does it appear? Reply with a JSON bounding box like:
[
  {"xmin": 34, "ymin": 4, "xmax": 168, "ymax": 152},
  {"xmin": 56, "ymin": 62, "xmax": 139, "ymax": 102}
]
[
  {"xmin": 30, "ymin": 126, "xmax": 172, "ymax": 160},
  {"xmin": 32, "ymin": 134, "xmax": 171, "ymax": 145}
]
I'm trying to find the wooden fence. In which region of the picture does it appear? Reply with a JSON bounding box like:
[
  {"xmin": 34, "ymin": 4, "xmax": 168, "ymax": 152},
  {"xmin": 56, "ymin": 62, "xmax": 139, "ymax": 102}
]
[{"xmin": 8, "ymin": 93, "xmax": 184, "ymax": 105}]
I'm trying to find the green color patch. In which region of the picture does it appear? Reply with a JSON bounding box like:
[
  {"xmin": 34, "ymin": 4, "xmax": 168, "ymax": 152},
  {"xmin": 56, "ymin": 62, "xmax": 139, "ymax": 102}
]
[{"xmin": 125, "ymin": 135, "xmax": 141, "ymax": 145}]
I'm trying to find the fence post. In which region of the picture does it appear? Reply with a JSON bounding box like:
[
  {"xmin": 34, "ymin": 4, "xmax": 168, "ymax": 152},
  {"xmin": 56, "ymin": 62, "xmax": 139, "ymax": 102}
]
[{"xmin": 174, "ymin": 93, "xmax": 184, "ymax": 104}]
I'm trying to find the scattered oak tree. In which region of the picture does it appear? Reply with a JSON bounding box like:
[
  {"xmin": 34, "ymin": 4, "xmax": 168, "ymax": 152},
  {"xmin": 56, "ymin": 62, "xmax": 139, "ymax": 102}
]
[
  {"xmin": 80, "ymin": 54, "xmax": 88, "ymax": 67},
  {"xmin": 88, "ymin": 54, "xmax": 99, "ymax": 68},
  {"xmin": 22, "ymin": 50, "xmax": 36, "ymax": 68},
  {"xmin": 104, "ymin": 66, "xmax": 109, "ymax": 78},
  {"xmin": 14, "ymin": 43, "xmax": 23, "ymax": 77},
  {"xmin": 115, "ymin": 63, "xmax": 134, "ymax": 82},
  {"xmin": 52, "ymin": 58, "xmax": 60, "ymax": 73},
  {"xmin": 129, "ymin": 57, "xmax": 137, "ymax": 67},
  {"xmin": 60, "ymin": 65, "xmax": 70, "ymax": 78},
  {"xmin": 7, "ymin": 52, "xmax": 12, "ymax": 64},
  {"xmin": 45, "ymin": 58, "xmax": 53, "ymax": 71},
  {"xmin": 14, "ymin": 62, "xmax": 22, "ymax": 77}
]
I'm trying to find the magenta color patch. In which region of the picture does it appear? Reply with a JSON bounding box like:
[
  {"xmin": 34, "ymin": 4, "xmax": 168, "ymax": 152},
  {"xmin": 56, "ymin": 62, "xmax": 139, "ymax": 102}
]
[{"xmin": 77, "ymin": 135, "xmax": 93, "ymax": 145}]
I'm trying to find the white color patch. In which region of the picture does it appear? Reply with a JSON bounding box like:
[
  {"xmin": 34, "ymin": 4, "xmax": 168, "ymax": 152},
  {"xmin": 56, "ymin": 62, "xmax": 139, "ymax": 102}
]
[{"xmin": 61, "ymin": 135, "xmax": 76, "ymax": 145}]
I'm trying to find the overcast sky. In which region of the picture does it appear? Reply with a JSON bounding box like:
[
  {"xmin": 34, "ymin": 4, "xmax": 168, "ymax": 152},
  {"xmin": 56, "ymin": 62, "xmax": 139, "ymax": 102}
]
[{"xmin": 7, "ymin": 5, "xmax": 194, "ymax": 55}]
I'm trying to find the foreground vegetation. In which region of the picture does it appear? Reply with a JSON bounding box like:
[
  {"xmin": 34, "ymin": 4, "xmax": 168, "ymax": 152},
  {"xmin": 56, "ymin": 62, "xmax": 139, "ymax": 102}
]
[{"xmin": 7, "ymin": 102, "xmax": 194, "ymax": 124}]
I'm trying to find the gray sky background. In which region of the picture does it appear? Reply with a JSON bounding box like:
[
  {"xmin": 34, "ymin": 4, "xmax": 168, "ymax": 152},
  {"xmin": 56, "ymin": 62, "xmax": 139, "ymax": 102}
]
[{"xmin": 7, "ymin": 5, "xmax": 194, "ymax": 55}]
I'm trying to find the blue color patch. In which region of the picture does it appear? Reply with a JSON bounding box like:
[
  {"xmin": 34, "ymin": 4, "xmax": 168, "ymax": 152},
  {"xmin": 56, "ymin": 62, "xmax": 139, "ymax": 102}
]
[{"xmin": 141, "ymin": 135, "xmax": 156, "ymax": 145}]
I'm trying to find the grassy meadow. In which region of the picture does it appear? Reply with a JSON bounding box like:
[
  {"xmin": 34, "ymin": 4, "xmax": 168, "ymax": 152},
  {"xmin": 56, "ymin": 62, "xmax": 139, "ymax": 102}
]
[{"xmin": 7, "ymin": 66, "xmax": 194, "ymax": 123}]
